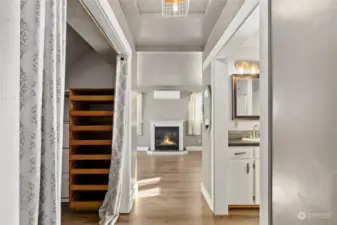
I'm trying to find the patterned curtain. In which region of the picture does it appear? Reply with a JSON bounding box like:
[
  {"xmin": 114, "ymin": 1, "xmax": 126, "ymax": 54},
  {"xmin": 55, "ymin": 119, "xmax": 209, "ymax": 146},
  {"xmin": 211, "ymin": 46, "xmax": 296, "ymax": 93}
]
[
  {"xmin": 99, "ymin": 56, "xmax": 128, "ymax": 225},
  {"xmin": 188, "ymin": 92, "xmax": 203, "ymax": 135},
  {"xmin": 20, "ymin": 0, "xmax": 67, "ymax": 224}
]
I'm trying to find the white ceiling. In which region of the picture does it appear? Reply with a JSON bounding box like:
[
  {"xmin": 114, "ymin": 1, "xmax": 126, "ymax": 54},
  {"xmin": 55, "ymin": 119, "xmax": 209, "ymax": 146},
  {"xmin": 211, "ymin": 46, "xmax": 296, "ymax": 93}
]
[
  {"xmin": 118, "ymin": 0, "xmax": 244, "ymax": 50},
  {"xmin": 67, "ymin": 0, "xmax": 117, "ymax": 64},
  {"xmin": 136, "ymin": 0, "xmax": 210, "ymax": 14}
]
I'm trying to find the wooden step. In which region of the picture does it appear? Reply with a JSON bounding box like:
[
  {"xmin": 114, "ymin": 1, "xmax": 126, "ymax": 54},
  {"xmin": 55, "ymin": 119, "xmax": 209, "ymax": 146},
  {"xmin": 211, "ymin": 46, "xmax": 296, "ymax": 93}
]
[
  {"xmin": 70, "ymin": 185, "xmax": 108, "ymax": 191},
  {"xmin": 70, "ymin": 95, "xmax": 114, "ymax": 101},
  {"xmin": 71, "ymin": 169, "xmax": 110, "ymax": 175},
  {"xmin": 71, "ymin": 125, "xmax": 112, "ymax": 131},
  {"xmin": 69, "ymin": 201, "xmax": 103, "ymax": 210},
  {"xmin": 70, "ymin": 154, "xmax": 111, "ymax": 160},
  {"xmin": 70, "ymin": 140, "xmax": 112, "ymax": 146},
  {"xmin": 70, "ymin": 110, "xmax": 113, "ymax": 117}
]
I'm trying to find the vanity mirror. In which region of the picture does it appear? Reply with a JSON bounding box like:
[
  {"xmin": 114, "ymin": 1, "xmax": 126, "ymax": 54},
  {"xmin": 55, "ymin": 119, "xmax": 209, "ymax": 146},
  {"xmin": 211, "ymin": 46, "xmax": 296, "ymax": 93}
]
[{"xmin": 232, "ymin": 74, "xmax": 260, "ymax": 120}]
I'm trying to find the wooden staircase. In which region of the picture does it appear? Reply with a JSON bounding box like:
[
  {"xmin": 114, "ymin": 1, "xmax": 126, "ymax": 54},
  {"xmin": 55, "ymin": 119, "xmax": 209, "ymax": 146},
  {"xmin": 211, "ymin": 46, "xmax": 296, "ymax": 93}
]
[{"xmin": 69, "ymin": 88, "xmax": 114, "ymax": 210}]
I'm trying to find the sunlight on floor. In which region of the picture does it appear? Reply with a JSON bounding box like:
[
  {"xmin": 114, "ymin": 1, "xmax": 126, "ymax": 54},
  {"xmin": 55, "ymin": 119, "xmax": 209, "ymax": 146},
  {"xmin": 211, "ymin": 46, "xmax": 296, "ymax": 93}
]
[
  {"xmin": 137, "ymin": 177, "xmax": 161, "ymax": 187},
  {"xmin": 136, "ymin": 187, "xmax": 161, "ymax": 199}
]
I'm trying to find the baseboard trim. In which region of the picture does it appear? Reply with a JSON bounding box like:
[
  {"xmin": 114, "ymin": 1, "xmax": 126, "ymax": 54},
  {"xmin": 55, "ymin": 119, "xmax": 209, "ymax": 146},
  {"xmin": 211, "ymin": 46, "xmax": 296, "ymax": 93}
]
[
  {"xmin": 201, "ymin": 182, "xmax": 213, "ymax": 212},
  {"xmin": 147, "ymin": 150, "xmax": 188, "ymax": 156},
  {"xmin": 137, "ymin": 146, "xmax": 149, "ymax": 151},
  {"xmin": 185, "ymin": 146, "xmax": 202, "ymax": 151}
]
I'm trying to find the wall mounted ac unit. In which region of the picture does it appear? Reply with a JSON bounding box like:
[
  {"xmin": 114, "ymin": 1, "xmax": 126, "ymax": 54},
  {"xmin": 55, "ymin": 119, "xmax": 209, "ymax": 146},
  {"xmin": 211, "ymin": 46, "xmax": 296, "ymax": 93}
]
[{"xmin": 153, "ymin": 90, "xmax": 181, "ymax": 99}]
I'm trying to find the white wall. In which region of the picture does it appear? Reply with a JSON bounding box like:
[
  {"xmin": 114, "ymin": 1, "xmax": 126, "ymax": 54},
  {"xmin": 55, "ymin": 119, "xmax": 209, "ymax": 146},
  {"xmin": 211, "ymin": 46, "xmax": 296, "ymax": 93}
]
[
  {"xmin": 201, "ymin": 60, "xmax": 230, "ymax": 215},
  {"xmin": 201, "ymin": 65, "xmax": 213, "ymax": 211},
  {"xmin": 137, "ymin": 91, "xmax": 202, "ymax": 148},
  {"xmin": 271, "ymin": 1, "xmax": 337, "ymax": 224},
  {"xmin": 137, "ymin": 52, "xmax": 202, "ymax": 89},
  {"xmin": 0, "ymin": 1, "xmax": 20, "ymax": 224},
  {"xmin": 203, "ymin": 0, "xmax": 245, "ymax": 61},
  {"xmin": 66, "ymin": 50, "xmax": 116, "ymax": 89},
  {"xmin": 66, "ymin": 25, "xmax": 92, "ymax": 74}
]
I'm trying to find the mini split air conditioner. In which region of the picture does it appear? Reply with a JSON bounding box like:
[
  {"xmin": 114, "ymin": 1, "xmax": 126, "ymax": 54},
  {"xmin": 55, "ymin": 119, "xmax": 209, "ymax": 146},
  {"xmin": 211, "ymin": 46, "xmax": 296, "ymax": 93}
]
[{"xmin": 153, "ymin": 90, "xmax": 181, "ymax": 99}]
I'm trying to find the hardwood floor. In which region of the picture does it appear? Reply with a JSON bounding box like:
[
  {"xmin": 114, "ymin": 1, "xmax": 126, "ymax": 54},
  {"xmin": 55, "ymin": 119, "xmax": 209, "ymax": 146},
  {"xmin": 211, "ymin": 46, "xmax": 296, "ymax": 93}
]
[{"xmin": 62, "ymin": 152, "xmax": 259, "ymax": 225}]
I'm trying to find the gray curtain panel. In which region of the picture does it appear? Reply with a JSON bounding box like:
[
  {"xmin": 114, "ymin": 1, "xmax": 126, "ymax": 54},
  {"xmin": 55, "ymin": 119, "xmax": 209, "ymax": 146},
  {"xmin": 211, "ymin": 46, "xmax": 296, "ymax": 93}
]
[
  {"xmin": 20, "ymin": 0, "xmax": 67, "ymax": 224},
  {"xmin": 99, "ymin": 56, "xmax": 128, "ymax": 225}
]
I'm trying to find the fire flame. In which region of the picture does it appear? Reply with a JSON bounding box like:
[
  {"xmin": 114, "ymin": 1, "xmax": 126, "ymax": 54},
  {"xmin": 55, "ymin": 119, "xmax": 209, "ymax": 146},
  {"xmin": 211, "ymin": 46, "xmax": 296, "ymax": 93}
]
[{"xmin": 162, "ymin": 136, "xmax": 176, "ymax": 145}]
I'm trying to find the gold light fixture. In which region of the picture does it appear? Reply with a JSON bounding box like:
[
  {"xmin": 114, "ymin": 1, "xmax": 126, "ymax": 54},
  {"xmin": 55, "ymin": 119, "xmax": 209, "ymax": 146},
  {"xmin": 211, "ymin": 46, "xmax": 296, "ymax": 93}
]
[
  {"xmin": 162, "ymin": 0, "xmax": 189, "ymax": 17},
  {"xmin": 235, "ymin": 61, "xmax": 260, "ymax": 74}
]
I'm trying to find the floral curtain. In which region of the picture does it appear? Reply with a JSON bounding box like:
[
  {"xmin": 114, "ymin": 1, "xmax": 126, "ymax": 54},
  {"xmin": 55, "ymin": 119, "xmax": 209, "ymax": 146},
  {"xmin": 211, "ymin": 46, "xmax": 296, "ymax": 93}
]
[
  {"xmin": 99, "ymin": 56, "xmax": 128, "ymax": 225},
  {"xmin": 188, "ymin": 92, "xmax": 203, "ymax": 135},
  {"xmin": 20, "ymin": 0, "xmax": 67, "ymax": 224}
]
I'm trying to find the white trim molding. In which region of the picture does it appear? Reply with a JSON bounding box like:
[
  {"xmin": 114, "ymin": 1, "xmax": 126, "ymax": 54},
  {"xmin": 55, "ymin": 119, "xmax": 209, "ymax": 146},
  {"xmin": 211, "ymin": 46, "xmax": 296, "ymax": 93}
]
[
  {"xmin": 201, "ymin": 182, "xmax": 214, "ymax": 212},
  {"xmin": 137, "ymin": 146, "xmax": 149, "ymax": 151},
  {"xmin": 203, "ymin": 0, "xmax": 259, "ymax": 70},
  {"xmin": 185, "ymin": 146, "xmax": 202, "ymax": 151},
  {"xmin": 79, "ymin": 0, "xmax": 132, "ymax": 56},
  {"xmin": 147, "ymin": 150, "xmax": 188, "ymax": 156}
]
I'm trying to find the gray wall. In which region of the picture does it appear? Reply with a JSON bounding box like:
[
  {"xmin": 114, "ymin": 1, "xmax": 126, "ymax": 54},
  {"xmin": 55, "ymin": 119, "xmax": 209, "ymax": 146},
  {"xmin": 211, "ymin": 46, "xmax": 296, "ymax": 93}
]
[
  {"xmin": 65, "ymin": 25, "xmax": 92, "ymax": 74},
  {"xmin": 66, "ymin": 50, "xmax": 116, "ymax": 89},
  {"xmin": 137, "ymin": 51, "xmax": 203, "ymax": 148},
  {"xmin": 137, "ymin": 52, "xmax": 202, "ymax": 89},
  {"xmin": 271, "ymin": 1, "xmax": 337, "ymax": 224},
  {"xmin": 137, "ymin": 91, "xmax": 202, "ymax": 147}
]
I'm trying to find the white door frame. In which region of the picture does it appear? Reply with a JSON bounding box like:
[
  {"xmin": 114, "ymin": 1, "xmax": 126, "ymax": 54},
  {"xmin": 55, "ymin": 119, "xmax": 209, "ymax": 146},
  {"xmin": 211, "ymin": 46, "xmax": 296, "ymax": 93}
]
[{"xmin": 77, "ymin": 0, "xmax": 135, "ymax": 213}]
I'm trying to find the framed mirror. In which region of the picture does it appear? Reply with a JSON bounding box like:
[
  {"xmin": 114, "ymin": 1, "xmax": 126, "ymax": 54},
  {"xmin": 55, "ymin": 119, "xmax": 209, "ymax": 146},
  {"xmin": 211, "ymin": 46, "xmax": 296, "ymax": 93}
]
[
  {"xmin": 232, "ymin": 74, "xmax": 260, "ymax": 120},
  {"xmin": 202, "ymin": 85, "xmax": 212, "ymax": 130}
]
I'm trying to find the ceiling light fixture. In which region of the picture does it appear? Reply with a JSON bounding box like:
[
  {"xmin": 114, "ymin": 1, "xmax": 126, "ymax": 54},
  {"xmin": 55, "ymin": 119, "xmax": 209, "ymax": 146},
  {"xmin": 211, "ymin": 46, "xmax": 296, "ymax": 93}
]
[
  {"xmin": 172, "ymin": 2, "xmax": 179, "ymax": 12},
  {"xmin": 235, "ymin": 61, "xmax": 260, "ymax": 74},
  {"xmin": 162, "ymin": 0, "xmax": 189, "ymax": 17}
]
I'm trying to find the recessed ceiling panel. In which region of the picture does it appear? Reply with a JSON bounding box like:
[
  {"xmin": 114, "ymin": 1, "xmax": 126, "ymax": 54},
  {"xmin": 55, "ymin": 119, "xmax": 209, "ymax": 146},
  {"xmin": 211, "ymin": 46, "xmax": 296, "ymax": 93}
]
[{"xmin": 136, "ymin": 0, "xmax": 210, "ymax": 14}]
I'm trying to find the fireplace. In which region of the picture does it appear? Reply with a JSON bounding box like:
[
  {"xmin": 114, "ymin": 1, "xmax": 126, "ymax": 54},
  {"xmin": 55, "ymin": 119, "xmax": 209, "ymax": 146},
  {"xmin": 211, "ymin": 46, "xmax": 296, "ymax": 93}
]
[
  {"xmin": 150, "ymin": 120, "xmax": 184, "ymax": 152},
  {"xmin": 155, "ymin": 126, "xmax": 179, "ymax": 150}
]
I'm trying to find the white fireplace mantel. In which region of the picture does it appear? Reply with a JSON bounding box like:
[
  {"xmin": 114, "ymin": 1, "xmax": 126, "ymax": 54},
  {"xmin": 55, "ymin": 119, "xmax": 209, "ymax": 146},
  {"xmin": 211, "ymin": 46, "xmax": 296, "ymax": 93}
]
[{"xmin": 150, "ymin": 120, "xmax": 184, "ymax": 151}]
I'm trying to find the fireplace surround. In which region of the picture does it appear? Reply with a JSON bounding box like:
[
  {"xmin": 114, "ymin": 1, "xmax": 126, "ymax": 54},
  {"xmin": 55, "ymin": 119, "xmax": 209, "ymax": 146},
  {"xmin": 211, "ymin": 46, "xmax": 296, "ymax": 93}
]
[{"xmin": 150, "ymin": 120, "xmax": 184, "ymax": 152}]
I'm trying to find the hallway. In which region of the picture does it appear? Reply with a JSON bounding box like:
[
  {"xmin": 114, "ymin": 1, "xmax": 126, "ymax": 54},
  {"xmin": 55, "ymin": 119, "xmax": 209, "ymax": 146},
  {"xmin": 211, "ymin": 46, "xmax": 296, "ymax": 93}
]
[{"xmin": 62, "ymin": 152, "xmax": 259, "ymax": 225}]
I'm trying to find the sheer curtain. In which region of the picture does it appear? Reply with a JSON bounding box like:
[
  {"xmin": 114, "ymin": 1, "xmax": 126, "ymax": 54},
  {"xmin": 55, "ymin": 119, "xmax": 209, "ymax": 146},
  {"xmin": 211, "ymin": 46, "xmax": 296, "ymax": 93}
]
[
  {"xmin": 188, "ymin": 92, "xmax": 203, "ymax": 136},
  {"xmin": 20, "ymin": 0, "xmax": 67, "ymax": 225},
  {"xmin": 99, "ymin": 56, "xmax": 128, "ymax": 225}
]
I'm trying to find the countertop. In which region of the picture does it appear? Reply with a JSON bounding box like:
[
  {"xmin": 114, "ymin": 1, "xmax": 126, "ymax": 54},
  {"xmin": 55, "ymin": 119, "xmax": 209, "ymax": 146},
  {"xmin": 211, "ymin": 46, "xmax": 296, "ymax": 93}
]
[{"xmin": 228, "ymin": 139, "xmax": 259, "ymax": 147}]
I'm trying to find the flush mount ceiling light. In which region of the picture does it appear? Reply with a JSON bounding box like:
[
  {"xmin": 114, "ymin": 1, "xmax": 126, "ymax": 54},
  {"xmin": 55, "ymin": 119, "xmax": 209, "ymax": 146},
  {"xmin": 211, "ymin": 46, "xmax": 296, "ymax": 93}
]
[{"xmin": 162, "ymin": 0, "xmax": 190, "ymax": 17}]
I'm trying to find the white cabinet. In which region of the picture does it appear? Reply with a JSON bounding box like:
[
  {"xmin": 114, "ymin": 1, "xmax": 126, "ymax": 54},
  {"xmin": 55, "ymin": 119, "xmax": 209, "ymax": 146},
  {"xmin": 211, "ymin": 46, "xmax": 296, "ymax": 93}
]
[
  {"xmin": 227, "ymin": 147, "xmax": 260, "ymax": 205},
  {"xmin": 228, "ymin": 159, "xmax": 254, "ymax": 205}
]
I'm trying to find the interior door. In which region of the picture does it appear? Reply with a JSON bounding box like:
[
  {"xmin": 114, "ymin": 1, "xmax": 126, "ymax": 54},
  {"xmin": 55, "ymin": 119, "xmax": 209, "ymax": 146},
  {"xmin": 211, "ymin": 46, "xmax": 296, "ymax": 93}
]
[{"xmin": 228, "ymin": 159, "xmax": 254, "ymax": 205}]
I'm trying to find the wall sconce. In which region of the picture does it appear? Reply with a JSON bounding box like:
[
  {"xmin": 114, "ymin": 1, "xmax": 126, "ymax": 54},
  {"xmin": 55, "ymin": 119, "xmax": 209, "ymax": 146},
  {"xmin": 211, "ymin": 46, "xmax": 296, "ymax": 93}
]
[{"xmin": 235, "ymin": 61, "xmax": 260, "ymax": 74}]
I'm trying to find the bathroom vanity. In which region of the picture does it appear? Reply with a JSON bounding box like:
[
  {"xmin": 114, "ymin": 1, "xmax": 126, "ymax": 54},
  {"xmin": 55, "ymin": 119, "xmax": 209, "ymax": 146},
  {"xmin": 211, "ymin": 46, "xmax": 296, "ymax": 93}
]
[{"xmin": 227, "ymin": 144, "xmax": 260, "ymax": 207}]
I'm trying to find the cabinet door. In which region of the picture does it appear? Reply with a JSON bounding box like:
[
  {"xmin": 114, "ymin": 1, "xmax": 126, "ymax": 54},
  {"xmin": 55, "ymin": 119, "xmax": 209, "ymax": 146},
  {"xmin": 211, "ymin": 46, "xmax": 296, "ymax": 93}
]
[
  {"xmin": 254, "ymin": 159, "xmax": 260, "ymax": 204},
  {"xmin": 228, "ymin": 159, "xmax": 254, "ymax": 205}
]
